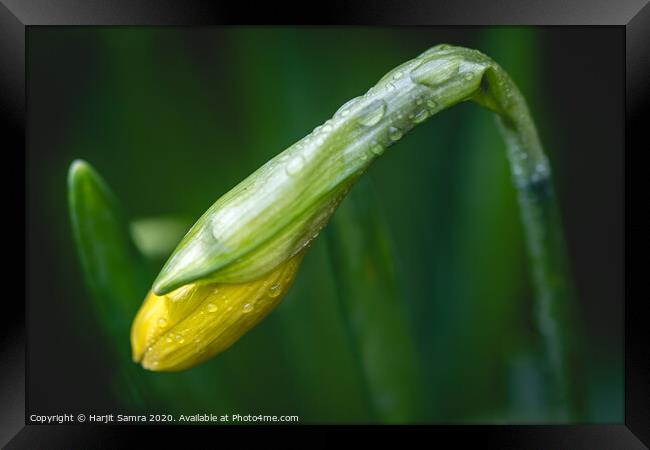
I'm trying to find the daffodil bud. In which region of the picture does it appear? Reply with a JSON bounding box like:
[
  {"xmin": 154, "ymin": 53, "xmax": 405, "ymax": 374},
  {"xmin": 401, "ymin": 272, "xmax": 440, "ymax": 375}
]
[
  {"xmin": 133, "ymin": 44, "xmax": 548, "ymax": 371},
  {"xmin": 151, "ymin": 44, "xmax": 508, "ymax": 296},
  {"xmin": 131, "ymin": 250, "xmax": 305, "ymax": 371}
]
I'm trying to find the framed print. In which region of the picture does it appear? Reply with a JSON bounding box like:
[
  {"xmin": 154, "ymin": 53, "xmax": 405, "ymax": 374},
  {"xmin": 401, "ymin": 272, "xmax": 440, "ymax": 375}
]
[{"xmin": 2, "ymin": 0, "xmax": 647, "ymax": 447}]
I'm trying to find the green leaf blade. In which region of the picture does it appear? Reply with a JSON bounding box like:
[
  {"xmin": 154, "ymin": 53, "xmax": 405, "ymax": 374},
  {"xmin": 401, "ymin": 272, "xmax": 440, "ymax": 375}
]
[
  {"xmin": 67, "ymin": 159, "xmax": 150, "ymax": 357},
  {"xmin": 325, "ymin": 177, "xmax": 423, "ymax": 423}
]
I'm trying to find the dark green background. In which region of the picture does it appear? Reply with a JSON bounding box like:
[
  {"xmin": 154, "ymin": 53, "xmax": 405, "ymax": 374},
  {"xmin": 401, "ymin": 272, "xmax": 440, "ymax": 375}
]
[{"xmin": 27, "ymin": 27, "xmax": 623, "ymax": 423}]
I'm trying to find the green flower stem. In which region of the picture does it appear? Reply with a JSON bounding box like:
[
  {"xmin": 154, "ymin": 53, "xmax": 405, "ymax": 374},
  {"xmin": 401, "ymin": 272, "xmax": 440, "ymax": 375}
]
[
  {"xmin": 472, "ymin": 56, "xmax": 584, "ymax": 420},
  {"xmin": 377, "ymin": 46, "xmax": 581, "ymax": 419},
  {"xmin": 515, "ymin": 176, "xmax": 584, "ymax": 420},
  {"xmin": 342, "ymin": 45, "xmax": 582, "ymax": 418}
]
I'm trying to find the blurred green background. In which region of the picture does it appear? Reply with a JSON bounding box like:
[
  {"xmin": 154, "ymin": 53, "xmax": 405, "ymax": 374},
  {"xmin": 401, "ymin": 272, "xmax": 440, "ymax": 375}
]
[{"xmin": 27, "ymin": 27, "xmax": 623, "ymax": 423}]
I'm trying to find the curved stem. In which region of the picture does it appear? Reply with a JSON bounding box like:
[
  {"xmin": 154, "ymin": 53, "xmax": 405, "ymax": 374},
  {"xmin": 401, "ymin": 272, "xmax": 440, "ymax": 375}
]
[
  {"xmin": 474, "ymin": 62, "xmax": 584, "ymax": 421},
  {"xmin": 355, "ymin": 44, "xmax": 584, "ymax": 419}
]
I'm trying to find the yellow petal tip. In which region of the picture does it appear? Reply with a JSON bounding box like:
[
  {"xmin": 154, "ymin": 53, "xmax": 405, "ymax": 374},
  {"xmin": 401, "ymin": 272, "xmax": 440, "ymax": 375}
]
[{"xmin": 130, "ymin": 251, "xmax": 306, "ymax": 371}]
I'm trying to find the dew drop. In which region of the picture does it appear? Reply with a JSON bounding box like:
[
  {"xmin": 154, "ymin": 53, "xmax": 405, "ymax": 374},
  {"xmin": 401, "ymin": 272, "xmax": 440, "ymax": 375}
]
[
  {"xmin": 393, "ymin": 71, "xmax": 404, "ymax": 80},
  {"xmin": 286, "ymin": 156, "xmax": 305, "ymax": 176},
  {"xmin": 157, "ymin": 318, "xmax": 168, "ymax": 328},
  {"xmin": 531, "ymin": 162, "xmax": 550, "ymax": 182},
  {"xmin": 370, "ymin": 142, "xmax": 385, "ymax": 156},
  {"xmin": 242, "ymin": 303, "xmax": 254, "ymax": 313},
  {"xmin": 365, "ymin": 85, "xmax": 378, "ymax": 96},
  {"xmin": 464, "ymin": 72, "xmax": 474, "ymax": 80},
  {"xmin": 413, "ymin": 109, "xmax": 429, "ymax": 124},
  {"xmin": 410, "ymin": 57, "xmax": 460, "ymax": 87},
  {"xmin": 360, "ymin": 152, "xmax": 368, "ymax": 161},
  {"xmin": 336, "ymin": 96, "xmax": 362, "ymax": 117},
  {"xmin": 357, "ymin": 100, "xmax": 387, "ymax": 127},
  {"xmin": 166, "ymin": 336, "xmax": 173, "ymax": 343},
  {"xmin": 206, "ymin": 303, "xmax": 218, "ymax": 313},
  {"xmin": 168, "ymin": 285, "xmax": 193, "ymax": 302},
  {"xmin": 426, "ymin": 99, "xmax": 437, "ymax": 109},
  {"xmin": 388, "ymin": 126, "xmax": 403, "ymax": 141},
  {"xmin": 268, "ymin": 283, "xmax": 281, "ymax": 298}
]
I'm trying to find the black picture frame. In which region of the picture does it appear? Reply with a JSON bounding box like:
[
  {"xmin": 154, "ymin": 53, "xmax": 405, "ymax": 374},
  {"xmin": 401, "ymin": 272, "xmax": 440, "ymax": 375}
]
[{"xmin": 2, "ymin": 0, "xmax": 647, "ymax": 447}]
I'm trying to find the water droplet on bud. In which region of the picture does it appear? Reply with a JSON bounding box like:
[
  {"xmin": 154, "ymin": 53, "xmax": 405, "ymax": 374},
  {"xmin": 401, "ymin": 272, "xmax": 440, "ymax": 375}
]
[
  {"xmin": 388, "ymin": 127, "xmax": 403, "ymax": 141},
  {"xmin": 370, "ymin": 142, "xmax": 385, "ymax": 156},
  {"xmin": 357, "ymin": 100, "xmax": 387, "ymax": 127},
  {"xmin": 335, "ymin": 96, "xmax": 362, "ymax": 117},
  {"xmin": 413, "ymin": 109, "xmax": 429, "ymax": 123},
  {"xmin": 268, "ymin": 283, "xmax": 281, "ymax": 298},
  {"xmin": 286, "ymin": 156, "xmax": 305, "ymax": 176},
  {"xmin": 410, "ymin": 57, "xmax": 460, "ymax": 87}
]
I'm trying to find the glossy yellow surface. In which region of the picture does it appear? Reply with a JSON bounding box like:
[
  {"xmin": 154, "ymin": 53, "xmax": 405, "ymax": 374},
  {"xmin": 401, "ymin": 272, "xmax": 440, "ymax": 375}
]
[{"xmin": 131, "ymin": 251, "xmax": 305, "ymax": 371}]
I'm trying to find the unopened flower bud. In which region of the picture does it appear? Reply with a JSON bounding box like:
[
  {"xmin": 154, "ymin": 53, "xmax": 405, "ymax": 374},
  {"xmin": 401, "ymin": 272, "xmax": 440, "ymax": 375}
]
[{"xmin": 132, "ymin": 251, "xmax": 305, "ymax": 371}]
